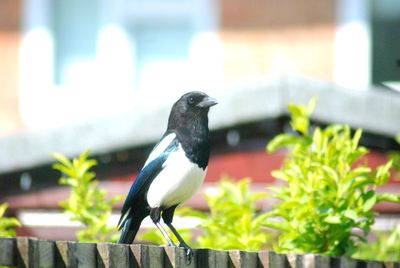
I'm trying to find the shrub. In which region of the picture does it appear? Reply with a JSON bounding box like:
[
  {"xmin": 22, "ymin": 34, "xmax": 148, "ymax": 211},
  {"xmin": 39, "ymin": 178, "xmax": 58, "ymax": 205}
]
[
  {"xmin": 139, "ymin": 210, "xmax": 195, "ymax": 246},
  {"xmin": 353, "ymin": 225, "xmax": 400, "ymax": 262},
  {"xmin": 0, "ymin": 203, "xmax": 20, "ymax": 237},
  {"xmin": 388, "ymin": 135, "xmax": 400, "ymax": 179},
  {"xmin": 141, "ymin": 178, "xmax": 271, "ymax": 251},
  {"xmin": 265, "ymin": 98, "xmax": 400, "ymax": 256},
  {"xmin": 53, "ymin": 150, "xmax": 122, "ymax": 242}
]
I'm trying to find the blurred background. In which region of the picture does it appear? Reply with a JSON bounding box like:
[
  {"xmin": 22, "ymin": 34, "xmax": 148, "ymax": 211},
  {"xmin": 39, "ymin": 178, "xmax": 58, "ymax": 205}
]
[{"xmin": 0, "ymin": 0, "xmax": 399, "ymax": 241}]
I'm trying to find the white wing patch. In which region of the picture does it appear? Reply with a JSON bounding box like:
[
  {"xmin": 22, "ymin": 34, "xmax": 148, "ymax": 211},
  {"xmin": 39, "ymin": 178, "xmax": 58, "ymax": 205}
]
[
  {"xmin": 146, "ymin": 144, "xmax": 207, "ymax": 208},
  {"xmin": 143, "ymin": 133, "xmax": 176, "ymax": 168}
]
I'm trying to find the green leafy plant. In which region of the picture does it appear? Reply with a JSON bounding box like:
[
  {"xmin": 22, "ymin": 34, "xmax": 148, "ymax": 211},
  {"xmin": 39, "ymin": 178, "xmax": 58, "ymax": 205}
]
[
  {"xmin": 53, "ymin": 150, "xmax": 122, "ymax": 242},
  {"xmin": 194, "ymin": 178, "xmax": 271, "ymax": 250},
  {"xmin": 139, "ymin": 209, "xmax": 195, "ymax": 246},
  {"xmin": 388, "ymin": 135, "xmax": 400, "ymax": 179},
  {"xmin": 141, "ymin": 178, "xmax": 271, "ymax": 251},
  {"xmin": 0, "ymin": 203, "xmax": 21, "ymax": 237},
  {"xmin": 353, "ymin": 225, "xmax": 400, "ymax": 262},
  {"xmin": 265, "ymin": 98, "xmax": 400, "ymax": 256}
]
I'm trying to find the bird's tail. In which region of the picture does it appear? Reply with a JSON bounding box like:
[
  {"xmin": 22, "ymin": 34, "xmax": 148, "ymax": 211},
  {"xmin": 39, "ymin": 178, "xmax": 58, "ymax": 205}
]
[{"xmin": 118, "ymin": 216, "xmax": 143, "ymax": 244}]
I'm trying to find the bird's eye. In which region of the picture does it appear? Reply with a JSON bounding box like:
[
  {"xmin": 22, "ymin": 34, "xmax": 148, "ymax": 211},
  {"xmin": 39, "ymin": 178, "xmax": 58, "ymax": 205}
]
[{"xmin": 188, "ymin": 97, "xmax": 195, "ymax": 104}]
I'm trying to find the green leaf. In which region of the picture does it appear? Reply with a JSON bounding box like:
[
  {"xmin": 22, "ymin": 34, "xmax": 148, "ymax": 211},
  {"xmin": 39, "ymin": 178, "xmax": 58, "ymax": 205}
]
[
  {"xmin": 343, "ymin": 210, "xmax": 358, "ymax": 221},
  {"xmin": 267, "ymin": 134, "xmax": 300, "ymax": 153},
  {"xmin": 52, "ymin": 150, "xmax": 119, "ymax": 242},
  {"xmin": 362, "ymin": 191, "xmax": 377, "ymax": 212},
  {"xmin": 352, "ymin": 129, "xmax": 363, "ymax": 150},
  {"xmin": 306, "ymin": 97, "xmax": 317, "ymax": 115},
  {"xmin": 376, "ymin": 194, "xmax": 400, "ymax": 203},
  {"xmin": 374, "ymin": 161, "xmax": 393, "ymax": 186},
  {"xmin": 52, "ymin": 152, "xmax": 72, "ymax": 167},
  {"xmin": 324, "ymin": 215, "xmax": 341, "ymax": 224},
  {"xmin": 0, "ymin": 202, "xmax": 21, "ymax": 237}
]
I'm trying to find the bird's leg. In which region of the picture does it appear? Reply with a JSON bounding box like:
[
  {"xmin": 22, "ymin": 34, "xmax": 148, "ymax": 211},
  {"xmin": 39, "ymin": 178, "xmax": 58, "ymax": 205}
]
[
  {"xmin": 162, "ymin": 206, "xmax": 193, "ymax": 265},
  {"xmin": 150, "ymin": 207, "xmax": 176, "ymax": 246}
]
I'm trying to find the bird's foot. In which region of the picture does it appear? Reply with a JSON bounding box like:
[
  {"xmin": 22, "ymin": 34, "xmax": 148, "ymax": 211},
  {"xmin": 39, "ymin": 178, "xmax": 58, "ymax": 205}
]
[{"xmin": 179, "ymin": 243, "xmax": 193, "ymax": 265}]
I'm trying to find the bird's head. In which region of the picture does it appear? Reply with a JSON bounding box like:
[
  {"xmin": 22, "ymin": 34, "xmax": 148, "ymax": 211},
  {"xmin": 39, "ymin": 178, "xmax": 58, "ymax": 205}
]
[{"xmin": 168, "ymin": 91, "xmax": 218, "ymax": 131}]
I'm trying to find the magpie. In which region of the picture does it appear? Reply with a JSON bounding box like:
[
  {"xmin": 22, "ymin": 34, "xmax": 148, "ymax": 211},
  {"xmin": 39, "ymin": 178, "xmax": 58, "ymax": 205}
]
[{"xmin": 117, "ymin": 91, "xmax": 217, "ymax": 264}]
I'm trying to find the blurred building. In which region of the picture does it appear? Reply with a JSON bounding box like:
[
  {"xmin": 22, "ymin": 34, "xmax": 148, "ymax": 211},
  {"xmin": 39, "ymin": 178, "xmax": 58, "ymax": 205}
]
[
  {"xmin": 0, "ymin": 0, "xmax": 400, "ymax": 240},
  {"xmin": 1, "ymin": 0, "xmax": 400, "ymax": 135}
]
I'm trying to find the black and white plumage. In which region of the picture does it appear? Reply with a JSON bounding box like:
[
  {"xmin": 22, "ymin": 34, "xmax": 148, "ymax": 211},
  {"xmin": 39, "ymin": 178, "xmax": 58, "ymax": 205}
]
[{"xmin": 117, "ymin": 91, "xmax": 217, "ymax": 263}]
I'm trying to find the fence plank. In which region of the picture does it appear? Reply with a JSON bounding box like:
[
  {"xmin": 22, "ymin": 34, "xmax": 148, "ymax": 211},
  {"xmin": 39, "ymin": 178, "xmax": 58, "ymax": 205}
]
[
  {"xmin": 164, "ymin": 246, "xmax": 195, "ymax": 268},
  {"xmin": 268, "ymin": 251, "xmax": 290, "ymax": 268},
  {"xmin": 130, "ymin": 244, "xmax": 146, "ymax": 267},
  {"xmin": 75, "ymin": 242, "xmax": 97, "ymax": 267},
  {"xmin": 131, "ymin": 244, "xmax": 165, "ymax": 268},
  {"xmin": 0, "ymin": 237, "xmax": 17, "ymax": 266},
  {"xmin": 147, "ymin": 245, "xmax": 165, "ymax": 268},
  {"xmin": 287, "ymin": 253, "xmax": 303, "ymax": 268},
  {"xmin": 36, "ymin": 240, "xmax": 55, "ymax": 268},
  {"xmin": 2, "ymin": 238, "xmax": 400, "ymax": 268},
  {"xmin": 216, "ymin": 250, "xmax": 229, "ymax": 268},
  {"xmin": 57, "ymin": 241, "xmax": 97, "ymax": 268},
  {"xmin": 366, "ymin": 261, "xmax": 384, "ymax": 268},
  {"xmin": 258, "ymin": 250, "xmax": 270, "ymax": 268},
  {"xmin": 97, "ymin": 243, "xmax": 131, "ymax": 268},
  {"xmin": 314, "ymin": 255, "xmax": 330, "ymax": 268},
  {"xmin": 384, "ymin": 262, "xmax": 400, "ymax": 268},
  {"xmin": 16, "ymin": 237, "xmax": 36, "ymax": 268},
  {"xmin": 110, "ymin": 243, "xmax": 131, "ymax": 268},
  {"xmin": 196, "ymin": 248, "xmax": 211, "ymax": 268},
  {"xmin": 341, "ymin": 256, "xmax": 363, "ymax": 268},
  {"xmin": 229, "ymin": 250, "xmax": 257, "ymax": 268},
  {"xmin": 55, "ymin": 241, "xmax": 69, "ymax": 267}
]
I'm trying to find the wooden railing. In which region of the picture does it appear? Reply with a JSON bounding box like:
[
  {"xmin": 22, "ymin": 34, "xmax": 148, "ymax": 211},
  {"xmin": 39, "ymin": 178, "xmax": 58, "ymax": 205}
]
[{"xmin": 0, "ymin": 237, "xmax": 399, "ymax": 267}]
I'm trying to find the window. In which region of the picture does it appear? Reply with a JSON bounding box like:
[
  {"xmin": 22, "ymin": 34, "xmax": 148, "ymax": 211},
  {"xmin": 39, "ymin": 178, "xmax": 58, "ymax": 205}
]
[
  {"xmin": 20, "ymin": 0, "xmax": 221, "ymax": 129},
  {"xmin": 371, "ymin": 0, "xmax": 400, "ymax": 86}
]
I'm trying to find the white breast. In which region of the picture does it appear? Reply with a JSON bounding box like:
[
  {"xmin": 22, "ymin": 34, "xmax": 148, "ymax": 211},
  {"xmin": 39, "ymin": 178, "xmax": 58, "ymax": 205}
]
[{"xmin": 146, "ymin": 144, "xmax": 207, "ymax": 209}]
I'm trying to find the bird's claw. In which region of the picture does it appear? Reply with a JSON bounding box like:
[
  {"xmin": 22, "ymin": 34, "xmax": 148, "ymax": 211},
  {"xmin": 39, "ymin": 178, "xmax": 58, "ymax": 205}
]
[{"xmin": 179, "ymin": 243, "xmax": 193, "ymax": 265}]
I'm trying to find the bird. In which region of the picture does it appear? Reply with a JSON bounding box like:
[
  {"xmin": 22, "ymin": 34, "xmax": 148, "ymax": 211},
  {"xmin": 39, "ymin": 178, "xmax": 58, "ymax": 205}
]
[{"xmin": 117, "ymin": 91, "xmax": 218, "ymax": 264}]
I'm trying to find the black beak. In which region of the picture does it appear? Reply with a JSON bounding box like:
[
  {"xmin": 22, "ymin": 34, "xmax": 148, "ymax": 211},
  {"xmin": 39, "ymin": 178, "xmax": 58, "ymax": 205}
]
[{"xmin": 197, "ymin": 96, "xmax": 218, "ymax": 108}]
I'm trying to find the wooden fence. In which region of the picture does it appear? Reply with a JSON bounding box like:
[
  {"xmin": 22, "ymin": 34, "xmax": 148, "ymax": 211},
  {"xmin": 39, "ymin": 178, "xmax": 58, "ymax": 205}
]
[{"xmin": 0, "ymin": 237, "xmax": 399, "ymax": 268}]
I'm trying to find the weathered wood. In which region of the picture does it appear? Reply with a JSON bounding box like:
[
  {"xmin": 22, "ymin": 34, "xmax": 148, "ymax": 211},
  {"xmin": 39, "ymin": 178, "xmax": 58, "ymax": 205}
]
[
  {"xmin": 0, "ymin": 237, "xmax": 17, "ymax": 266},
  {"xmin": 164, "ymin": 246, "xmax": 195, "ymax": 268},
  {"xmin": 366, "ymin": 260, "xmax": 384, "ymax": 268},
  {"xmin": 130, "ymin": 244, "xmax": 146, "ymax": 267},
  {"xmin": 196, "ymin": 248, "xmax": 212, "ymax": 267},
  {"xmin": 16, "ymin": 237, "xmax": 36, "ymax": 268},
  {"xmin": 289, "ymin": 254, "xmax": 319, "ymax": 268},
  {"xmin": 268, "ymin": 251, "xmax": 290, "ymax": 268},
  {"xmin": 56, "ymin": 241, "xmax": 97, "ymax": 268},
  {"xmin": 228, "ymin": 250, "xmax": 257, "ymax": 268},
  {"xmin": 2, "ymin": 238, "xmax": 400, "ymax": 267},
  {"xmin": 215, "ymin": 250, "xmax": 229, "ymax": 267},
  {"xmin": 258, "ymin": 250, "xmax": 270, "ymax": 267},
  {"xmin": 314, "ymin": 255, "xmax": 330, "ymax": 268},
  {"xmin": 131, "ymin": 244, "xmax": 165, "ymax": 268},
  {"xmin": 384, "ymin": 262, "xmax": 400, "ymax": 268},
  {"xmin": 287, "ymin": 253, "xmax": 303, "ymax": 268},
  {"xmin": 36, "ymin": 239, "xmax": 56, "ymax": 268},
  {"xmin": 75, "ymin": 242, "xmax": 97, "ymax": 267},
  {"xmin": 340, "ymin": 256, "xmax": 364, "ymax": 268},
  {"xmin": 97, "ymin": 242, "xmax": 130, "ymax": 268},
  {"xmin": 302, "ymin": 254, "xmax": 318, "ymax": 268},
  {"xmin": 55, "ymin": 240, "xmax": 69, "ymax": 267},
  {"xmin": 147, "ymin": 245, "xmax": 165, "ymax": 268}
]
